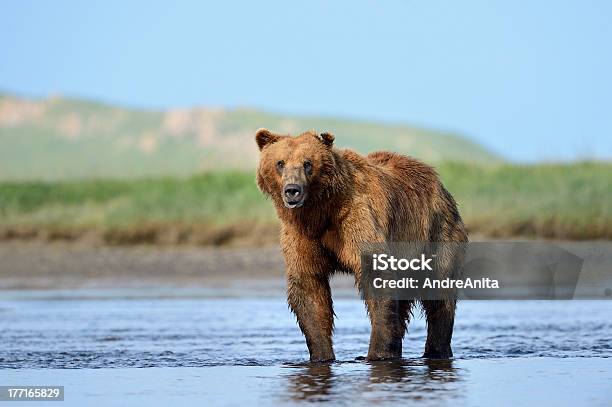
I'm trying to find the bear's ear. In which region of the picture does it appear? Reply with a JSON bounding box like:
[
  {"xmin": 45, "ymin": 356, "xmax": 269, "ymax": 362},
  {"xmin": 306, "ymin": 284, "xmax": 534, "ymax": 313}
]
[
  {"xmin": 255, "ymin": 128, "xmax": 280, "ymax": 151},
  {"xmin": 319, "ymin": 132, "xmax": 334, "ymax": 147}
]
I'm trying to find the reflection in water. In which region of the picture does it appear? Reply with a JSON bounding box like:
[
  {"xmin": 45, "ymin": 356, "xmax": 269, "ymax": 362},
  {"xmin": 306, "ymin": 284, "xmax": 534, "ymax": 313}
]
[
  {"xmin": 284, "ymin": 363, "xmax": 335, "ymax": 403},
  {"xmin": 283, "ymin": 359, "xmax": 464, "ymax": 404}
]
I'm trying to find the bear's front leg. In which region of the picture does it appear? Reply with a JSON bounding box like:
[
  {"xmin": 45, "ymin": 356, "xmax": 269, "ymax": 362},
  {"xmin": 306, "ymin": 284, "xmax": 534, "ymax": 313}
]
[
  {"xmin": 282, "ymin": 231, "xmax": 335, "ymax": 362},
  {"xmin": 334, "ymin": 215, "xmax": 409, "ymax": 361},
  {"xmin": 422, "ymin": 299, "xmax": 455, "ymax": 359},
  {"xmin": 365, "ymin": 298, "xmax": 409, "ymax": 360}
]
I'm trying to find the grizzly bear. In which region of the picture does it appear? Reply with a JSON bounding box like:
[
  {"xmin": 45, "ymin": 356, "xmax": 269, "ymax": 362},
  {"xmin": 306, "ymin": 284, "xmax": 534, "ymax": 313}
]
[{"xmin": 255, "ymin": 128, "xmax": 467, "ymax": 361}]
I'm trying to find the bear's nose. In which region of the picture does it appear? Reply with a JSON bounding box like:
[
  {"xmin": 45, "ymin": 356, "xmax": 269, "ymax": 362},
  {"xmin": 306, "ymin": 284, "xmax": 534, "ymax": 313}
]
[{"xmin": 283, "ymin": 184, "xmax": 303, "ymax": 200}]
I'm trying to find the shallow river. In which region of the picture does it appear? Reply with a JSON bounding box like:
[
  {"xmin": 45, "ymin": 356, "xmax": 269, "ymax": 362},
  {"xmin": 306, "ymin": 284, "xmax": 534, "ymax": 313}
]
[{"xmin": 1, "ymin": 291, "xmax": 611, "ymax": 405}]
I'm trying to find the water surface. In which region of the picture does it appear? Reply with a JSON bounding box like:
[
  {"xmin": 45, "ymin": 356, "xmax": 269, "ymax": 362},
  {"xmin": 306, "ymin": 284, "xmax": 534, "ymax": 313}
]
[{"xmin": 1, "ymin": 291, "xmax": 611, "ymax": 405}]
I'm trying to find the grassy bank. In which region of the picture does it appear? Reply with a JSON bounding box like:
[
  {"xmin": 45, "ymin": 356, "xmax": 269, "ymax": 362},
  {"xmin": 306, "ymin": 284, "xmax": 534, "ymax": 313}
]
[{"xmin": 0, "ymin": 162, "xmax": 610, "ymax": 245}]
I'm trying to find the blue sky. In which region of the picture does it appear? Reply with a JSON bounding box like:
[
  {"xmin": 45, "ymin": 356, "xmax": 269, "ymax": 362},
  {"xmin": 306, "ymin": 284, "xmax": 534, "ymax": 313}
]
[{"xmin": 1, "ymin": 0, "xmax": 611, "ymax": 161}]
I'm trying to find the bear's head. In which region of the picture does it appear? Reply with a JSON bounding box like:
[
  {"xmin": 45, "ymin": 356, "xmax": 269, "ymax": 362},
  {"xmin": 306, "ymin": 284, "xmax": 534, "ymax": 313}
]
[{"xmin": 255, "ymin": 129, "xmax": 336, "ymax": 209}]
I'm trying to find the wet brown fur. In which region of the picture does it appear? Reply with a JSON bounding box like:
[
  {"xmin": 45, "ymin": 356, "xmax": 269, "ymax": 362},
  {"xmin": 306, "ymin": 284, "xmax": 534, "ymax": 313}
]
[{"xmin": 255, "ymin": 129, "xmax": 468, "ymax": 362}]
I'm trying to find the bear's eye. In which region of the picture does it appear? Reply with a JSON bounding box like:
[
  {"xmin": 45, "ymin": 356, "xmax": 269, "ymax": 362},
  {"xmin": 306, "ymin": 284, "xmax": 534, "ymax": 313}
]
[
  {"xmin": 303, "ymin": 160, "xmax": 313, "ymax": 174},
  {"xmin": 276, "ymin": 160, "xmax": 285, "ymax": 172}
]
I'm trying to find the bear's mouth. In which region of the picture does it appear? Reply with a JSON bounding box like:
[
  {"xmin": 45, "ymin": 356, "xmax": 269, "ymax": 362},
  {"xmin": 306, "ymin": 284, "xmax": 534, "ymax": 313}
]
[{"xmin": 284, "ymin": 199, "xmax": 305, "ymax": 209}]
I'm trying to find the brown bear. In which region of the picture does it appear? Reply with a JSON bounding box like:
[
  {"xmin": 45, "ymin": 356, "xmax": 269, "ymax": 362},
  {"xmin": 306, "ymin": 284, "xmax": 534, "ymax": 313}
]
[{"xmin": 255, "ymin": 128, "xmax": 468, "ymax": 361}]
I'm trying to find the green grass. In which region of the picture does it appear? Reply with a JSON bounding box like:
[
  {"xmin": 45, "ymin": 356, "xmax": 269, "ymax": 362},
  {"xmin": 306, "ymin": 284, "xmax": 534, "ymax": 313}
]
[
  {"xmin": 0, "ymin": 162, "xmax": 610, "ymax": 244},
  {"xmin": 439, "ymin": 162, "xmax": 612, "ymax": 239},
  {"xmin": 0, "ymin": 171, "xmax": 273, "ymax": 227}
]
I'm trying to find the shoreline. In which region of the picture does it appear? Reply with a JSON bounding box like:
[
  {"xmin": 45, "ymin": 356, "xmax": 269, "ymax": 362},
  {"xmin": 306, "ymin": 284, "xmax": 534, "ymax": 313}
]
[
  {"xmin": 0, "ymin": 240, "xmax": 610, "ymax": 297},
  {"xmin": 0, "ymin": 241, "xmax": 285, "ymax": 290}
]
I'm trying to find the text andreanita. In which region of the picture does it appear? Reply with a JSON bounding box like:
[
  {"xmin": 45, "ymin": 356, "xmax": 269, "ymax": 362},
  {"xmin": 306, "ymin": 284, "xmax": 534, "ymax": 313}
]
[{"xmin": 372, "ymin": 277, "xmax": 500, "ymax": 289}]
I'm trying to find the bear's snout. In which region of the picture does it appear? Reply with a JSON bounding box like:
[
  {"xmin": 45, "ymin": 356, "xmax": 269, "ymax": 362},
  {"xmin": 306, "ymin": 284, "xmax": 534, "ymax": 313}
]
[{"xmin": 283, "ymin": 183, "xmax": 305, "ymax": 208}]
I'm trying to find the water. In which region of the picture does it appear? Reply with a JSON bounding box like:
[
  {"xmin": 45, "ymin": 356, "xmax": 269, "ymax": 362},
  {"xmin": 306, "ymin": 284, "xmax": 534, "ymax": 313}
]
[
  {"xmin": 4, "ymin": 359, "xmax": 612, "ymax": 406},
  {"xmin": 1, "ymin": 291, "xmax": 611, "ymax": 405},
  {"xmin": 1, "ymin": 294, "xmax": 611, "ymax": 368}
]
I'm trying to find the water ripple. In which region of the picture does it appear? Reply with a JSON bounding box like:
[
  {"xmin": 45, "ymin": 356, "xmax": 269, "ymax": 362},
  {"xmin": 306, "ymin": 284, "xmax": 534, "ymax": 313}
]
[{"xmin": 0, "ymin": 297, "xmax": 610, "ymax": 369}]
